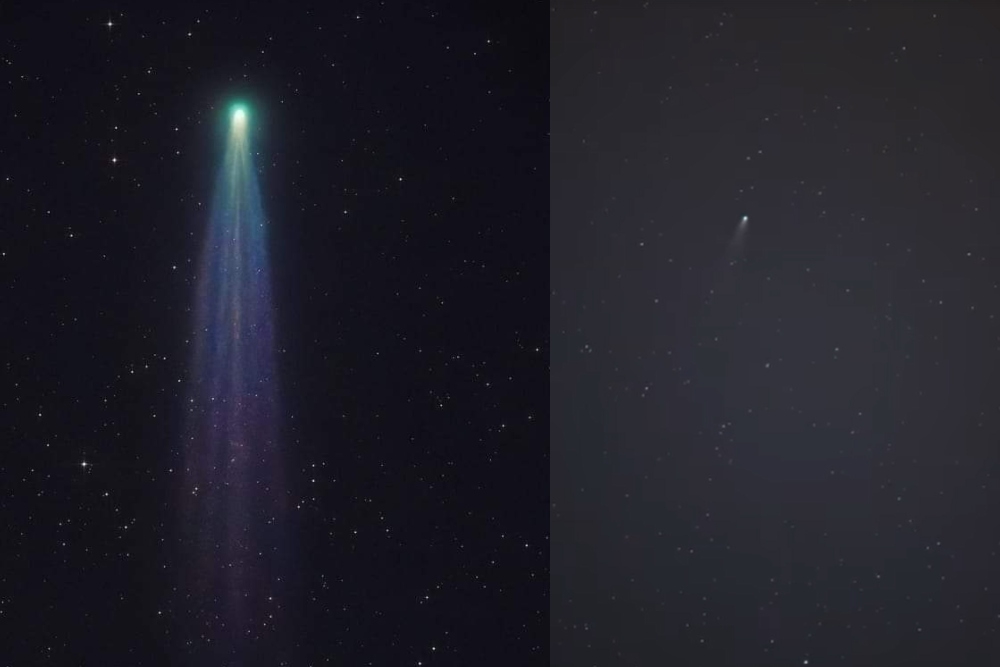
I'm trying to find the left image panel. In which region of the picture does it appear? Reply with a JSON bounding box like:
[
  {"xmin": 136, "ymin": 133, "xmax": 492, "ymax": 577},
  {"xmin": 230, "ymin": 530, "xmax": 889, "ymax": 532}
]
[{"xmin": 3, "ymin": 5, "xmax": 550, "ymax": 666}]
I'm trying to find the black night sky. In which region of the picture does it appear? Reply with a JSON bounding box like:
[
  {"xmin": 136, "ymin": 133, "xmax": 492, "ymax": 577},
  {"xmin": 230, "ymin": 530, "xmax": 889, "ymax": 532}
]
[
  {"xmin": 3, "ymin": 4, "xmax": 546, "ymax": 665},
  {"xmin": 553, "ymin": 2, "xmax": 1000, "ymax": 665}
]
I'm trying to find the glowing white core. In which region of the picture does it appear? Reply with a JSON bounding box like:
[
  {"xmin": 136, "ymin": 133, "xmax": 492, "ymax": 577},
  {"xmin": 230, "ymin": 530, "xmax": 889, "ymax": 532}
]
[{"xmin": 233, "ymin": 108, "xmax": 247, "ymax": 126}]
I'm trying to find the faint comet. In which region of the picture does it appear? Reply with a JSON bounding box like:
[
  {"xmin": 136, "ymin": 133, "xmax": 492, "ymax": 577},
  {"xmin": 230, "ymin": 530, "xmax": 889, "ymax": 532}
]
[{"xmin": 727, "ymin": 214, "xmax": 749, "ymax": 258}]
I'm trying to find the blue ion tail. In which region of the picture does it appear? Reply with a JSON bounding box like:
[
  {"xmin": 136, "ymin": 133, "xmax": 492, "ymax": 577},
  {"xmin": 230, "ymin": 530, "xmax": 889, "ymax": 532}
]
[{"xmin": 175, "ymin": 105, "xmax": 290, "ymax": 661}]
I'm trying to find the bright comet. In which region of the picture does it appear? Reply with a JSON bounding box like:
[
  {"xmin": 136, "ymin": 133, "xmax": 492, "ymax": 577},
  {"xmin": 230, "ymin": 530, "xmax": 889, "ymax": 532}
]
[{"xmin": 176, "ymin": 101, "xmax": 288, "ymax": 659}]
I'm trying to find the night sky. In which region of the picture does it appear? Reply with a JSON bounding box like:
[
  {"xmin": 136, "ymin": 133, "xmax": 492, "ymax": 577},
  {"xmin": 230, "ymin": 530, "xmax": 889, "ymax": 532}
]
[
  {"xmin": 553, "ymin": 2, "xmax": 1000, "ymax": 665},
  {"xmin": 3, "ymin": 5, "xmax": 546, "ymax": 665}
]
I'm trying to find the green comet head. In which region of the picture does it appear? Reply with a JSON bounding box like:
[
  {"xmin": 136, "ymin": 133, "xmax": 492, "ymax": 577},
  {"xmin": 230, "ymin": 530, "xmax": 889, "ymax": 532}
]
[{"xmin": 231, "ymin": 104, "xmax": 248, "ymax": 128}]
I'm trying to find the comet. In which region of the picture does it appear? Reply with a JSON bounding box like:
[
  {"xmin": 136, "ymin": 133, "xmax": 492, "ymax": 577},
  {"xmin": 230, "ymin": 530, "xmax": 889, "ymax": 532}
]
[
  {"xmin": 175, "ymin": 101, "xmax": 290, "ymax": 660},
  {"xmin": 726, "ymin": 215, "xmax": 749, "ymax": 260}
]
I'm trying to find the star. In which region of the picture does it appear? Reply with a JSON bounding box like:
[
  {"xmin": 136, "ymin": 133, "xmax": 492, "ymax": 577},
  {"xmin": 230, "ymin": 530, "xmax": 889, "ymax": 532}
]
[{"xmin": 111, "ymin": 156, "xmax": 118, "ymax": 165}]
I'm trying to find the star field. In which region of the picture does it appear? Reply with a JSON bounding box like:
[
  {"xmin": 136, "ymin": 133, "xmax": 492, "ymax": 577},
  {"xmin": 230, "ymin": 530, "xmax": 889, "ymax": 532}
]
[
  {"xmin": 553, "ymin": 2, "xmax": 1000, "ymax": 665},
  {"xmin": 2, "ymin": 5, "xmax": 546, "ymax": 664}
]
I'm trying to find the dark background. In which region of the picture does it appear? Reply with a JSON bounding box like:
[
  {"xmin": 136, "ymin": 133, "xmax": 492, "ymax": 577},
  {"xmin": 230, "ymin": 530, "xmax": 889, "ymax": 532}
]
[
  {"xmin": 2, "ymin": 4, "xmax": 546, "ymax": 664},
  {"xmin": 553, "ymin": 2, "xmax": 1000, "ymax": 665}
]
